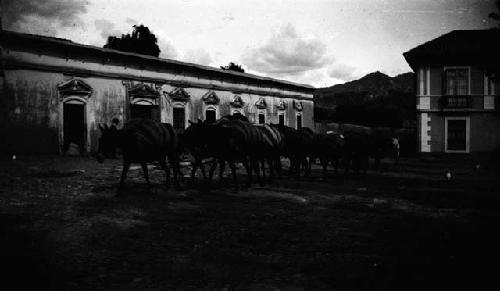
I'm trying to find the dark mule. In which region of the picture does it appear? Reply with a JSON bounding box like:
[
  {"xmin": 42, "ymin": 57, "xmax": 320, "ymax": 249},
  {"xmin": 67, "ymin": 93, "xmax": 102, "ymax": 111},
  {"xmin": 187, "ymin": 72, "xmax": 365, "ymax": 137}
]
[
  {"xmin": 270, "ymin": 124, "xmax": 313, "ymax": 178},
  {"xmin": 206, "ymin": 116, "xmax": 254, "ymax": 190},
  {"xmin": 339, "ymin": 124, "xmax": 373, "ymax": 176},
  {"xmin": 254, "ymin": 124, "xmax": 285, "ymax": 181},
  {"xmin": 181, "ymin": 119, "xmax": 210, "ymax": 183},
  {"xmin": 339, "ymin": 124, "xmax": 399, "ymax": 176},
  {"xmin": 96, "ymin": 119, "xmax": 180, "ymax": 195},
  {"xmin": 311, "ymin": 131, "xmax": 345, "ymax": 180},
  {"xmin": 372, "ymin": 127, "xmax": 399, "ymax": 170},
  {"xmin": 297, "ymin": 127, "xmax": 315, "ymax": 177}
]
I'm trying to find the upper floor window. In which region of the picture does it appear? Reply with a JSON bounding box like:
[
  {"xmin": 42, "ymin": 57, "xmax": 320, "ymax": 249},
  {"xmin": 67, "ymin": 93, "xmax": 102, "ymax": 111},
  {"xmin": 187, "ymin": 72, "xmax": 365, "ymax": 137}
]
[
  {"xmin": 445, "ymin": 68, "xmax": 469, "ymax": 95},
  {"xmin": 419, "ymin": 67, "xmax": 429, "ymax": 96},
  {"xmin": 485, "ymin": 74, "xmax": 496, "ymax": 96}
]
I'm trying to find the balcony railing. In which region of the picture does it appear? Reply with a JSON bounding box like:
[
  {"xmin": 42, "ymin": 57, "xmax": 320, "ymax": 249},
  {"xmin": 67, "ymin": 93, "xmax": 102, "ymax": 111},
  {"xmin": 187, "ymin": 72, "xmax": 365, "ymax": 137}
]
[{"xmin": 439, "ymin": 95, "xmax": 471, "ymax": 109}]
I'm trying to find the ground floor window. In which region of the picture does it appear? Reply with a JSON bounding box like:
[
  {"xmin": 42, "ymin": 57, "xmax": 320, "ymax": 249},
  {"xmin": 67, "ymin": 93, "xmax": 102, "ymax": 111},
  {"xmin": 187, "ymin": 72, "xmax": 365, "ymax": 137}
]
[
  {"xmin": 173, "ymin": 107, "xmax": 186, "ymax": 134},
  {"xmin": 296, "ymin": 113, "xmax": 302, "ymax": 129},
  {"xmin": 445, "ymin": 116, "xmax": 469, "ymax": 153},
  {"xmin": 278, "ymin": 113, "xmax": 285, "ymax": 126},
  {"xmin": 232, "ymin": 109, "xmax": 243, "ymax": 117},
  {"xmin": 131, "ymin": 104, "xmax": 157, "ymax": 120},
  {"xmin": 63, "ymin": 102, "xmax": 86, "ymax": 154},
  {"xmin": 205, "ymin": 108, "xmax": 217, "ymax": 123},
  {"xmin": 258, "ymin": 112, "xmax": 266, "ymax": 124}
]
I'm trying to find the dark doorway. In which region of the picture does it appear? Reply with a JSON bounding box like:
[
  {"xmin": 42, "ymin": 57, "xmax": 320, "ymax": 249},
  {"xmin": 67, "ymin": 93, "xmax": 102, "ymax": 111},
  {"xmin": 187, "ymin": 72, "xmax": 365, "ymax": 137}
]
[
  {"xmin": 173, "ymin": 107, "xmax": 186, "ymax": 134},
  {"xmin": 296, "ymin": 115, "xmax": 302, "ymax": 129},
  {"xmin": 258, "ymin": 113, "xmax": 265, "ymax": 124},
  {"xmin": 206, "ymin": 110, "xmax": 216, "ymax": 123},
  {"xmin": 447, "ymin": 119, "xmax": 467, "ymax": 151},
  {"xmin": 279, "ymin": 113, "xmax": 285, "ymax": 126},
  {"xmin": 63, "ymin": 103, "xmax": 86, "ymax": 154},
  {"xmin": 131, "ymin": 104, "xmax": 156, "ymax": 120}
]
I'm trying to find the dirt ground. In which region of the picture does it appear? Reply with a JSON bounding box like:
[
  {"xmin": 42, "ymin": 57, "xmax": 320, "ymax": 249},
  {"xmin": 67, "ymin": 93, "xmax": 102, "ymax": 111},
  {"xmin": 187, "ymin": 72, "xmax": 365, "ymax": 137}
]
[{"xmin": 1, "ymin": 154, "xmax": 500, "ymax": 290}]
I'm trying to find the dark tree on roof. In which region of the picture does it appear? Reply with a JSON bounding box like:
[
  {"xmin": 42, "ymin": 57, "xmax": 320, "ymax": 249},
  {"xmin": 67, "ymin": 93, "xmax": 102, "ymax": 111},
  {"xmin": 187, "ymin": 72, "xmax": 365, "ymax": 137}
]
[
  {"xmin": 490, "ymin": 0, "xmax": 500, "ymax": 27},
  {"xmin": 220, "ymin": 62, "xmax": 245, "ymax": 73},
  {"xmin": 104, "ymin": 25, "xmax": 160, "ymax": 57}
]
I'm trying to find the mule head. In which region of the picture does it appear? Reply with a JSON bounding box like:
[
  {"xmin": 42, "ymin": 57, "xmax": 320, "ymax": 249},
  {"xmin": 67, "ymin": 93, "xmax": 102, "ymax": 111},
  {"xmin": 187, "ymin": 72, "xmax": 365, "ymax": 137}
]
[{"xmin": 183, "ymin": 120, "xmax": 209, "ymax": 156}]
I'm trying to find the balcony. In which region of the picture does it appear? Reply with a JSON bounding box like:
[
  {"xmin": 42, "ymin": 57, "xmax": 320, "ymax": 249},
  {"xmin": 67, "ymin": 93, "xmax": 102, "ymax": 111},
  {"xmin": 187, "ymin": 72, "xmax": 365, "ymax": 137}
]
[{"xmin": 439, "ymin": 95, "xmax": 471, "ymax": 109}]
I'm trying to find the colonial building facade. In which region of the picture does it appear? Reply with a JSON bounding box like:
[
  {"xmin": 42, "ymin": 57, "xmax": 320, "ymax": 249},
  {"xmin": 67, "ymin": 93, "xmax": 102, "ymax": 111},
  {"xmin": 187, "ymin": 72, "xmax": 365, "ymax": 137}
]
[
  {"xmin": 0, "ymin": 31, "xmax": 314, "ymax": 155},
  {"xmin": 404, "ymin": 29, "xmax": 500, "ymax": 154}
]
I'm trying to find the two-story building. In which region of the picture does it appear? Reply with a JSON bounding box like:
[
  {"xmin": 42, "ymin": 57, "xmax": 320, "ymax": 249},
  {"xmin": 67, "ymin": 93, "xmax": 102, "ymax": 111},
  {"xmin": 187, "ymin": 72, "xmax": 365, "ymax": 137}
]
[
  {"xmin": 0, "ymin": 30, "xmax": 314, "ymax": 155},
  {"xmin": 404, "ymin": 29, "xmax": 500, "ymax": 154}
]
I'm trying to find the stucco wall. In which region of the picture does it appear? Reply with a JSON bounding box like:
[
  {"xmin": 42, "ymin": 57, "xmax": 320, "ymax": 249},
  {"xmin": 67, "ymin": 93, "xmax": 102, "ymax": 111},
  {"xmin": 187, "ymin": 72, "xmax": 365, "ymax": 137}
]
[
  {"xmin": 425, "ymin": 112, "xmax": 500, "ymax": 153},
  {"xmin": 1, "ymin": 48, "xmax": 313, "ymax": 154},
  {"xmin": 1, "ymin": 70, "xmax": 62, "ymax": 153},
  {"xmin": 470, "ymin": 113, "xmax": 500, "ymax": 152}
]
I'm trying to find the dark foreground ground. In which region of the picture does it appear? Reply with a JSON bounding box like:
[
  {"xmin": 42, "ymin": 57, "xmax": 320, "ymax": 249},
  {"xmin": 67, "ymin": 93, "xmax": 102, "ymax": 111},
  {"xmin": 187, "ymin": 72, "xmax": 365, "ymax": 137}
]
[{"xmin": 1, "ymin": 154, "xmax": 500, "ymax": 290}]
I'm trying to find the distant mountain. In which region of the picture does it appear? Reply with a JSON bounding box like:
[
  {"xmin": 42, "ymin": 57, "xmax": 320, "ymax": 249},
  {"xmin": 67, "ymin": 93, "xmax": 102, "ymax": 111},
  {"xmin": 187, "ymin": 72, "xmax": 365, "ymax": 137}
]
[
  {"xmin": 314, "ymin": 71, "xmax": 416, "ymax": 127},
  {"xmin": 315, "ymin": 71, "xmax": 415, "ymax": 107}
]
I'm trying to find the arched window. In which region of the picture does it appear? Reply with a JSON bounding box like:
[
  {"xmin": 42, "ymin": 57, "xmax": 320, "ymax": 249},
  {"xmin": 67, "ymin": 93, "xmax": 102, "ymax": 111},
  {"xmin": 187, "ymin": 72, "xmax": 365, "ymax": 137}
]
[
  {"xmin": 258, "ymin": 111, "xmax": 266, "ymax": 124},
  {"xmin": 277, "ymin": 100, "xmax": 287, "ymax": 126},
  {"xmin": 205, "ymin": 106, "xmax": 217, "ymax": 123},
  {"xmin": 232, "ymin": 109, "xmax": 244, "ymax": 116},
  {"xmin": 296, "ymin": 113, "xmax": 302, "ymax": 129},
  {"xmin": 172, "ymin": 102, "xmax": 186, "ymax": 134},
  {"xmin": 278, "ymin": 112, "xmax": 285, "ymax": 126}
]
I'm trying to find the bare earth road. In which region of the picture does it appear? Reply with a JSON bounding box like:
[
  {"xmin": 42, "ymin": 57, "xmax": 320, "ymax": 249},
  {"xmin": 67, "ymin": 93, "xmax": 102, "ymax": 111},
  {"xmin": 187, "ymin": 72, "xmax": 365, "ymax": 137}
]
[{"xmin": 1, "ymin": 155, "xmax": 500, "ymax": 290}]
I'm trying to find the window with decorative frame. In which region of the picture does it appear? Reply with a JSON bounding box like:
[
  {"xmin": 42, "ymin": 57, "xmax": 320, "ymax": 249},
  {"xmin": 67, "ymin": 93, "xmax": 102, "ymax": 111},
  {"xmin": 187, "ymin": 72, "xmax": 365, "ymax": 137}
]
[
  {"xmin": 172, "ymin": 103, "xmax": 186, "ymax": 134},
  {"xmin": 205, "ymin": 106, "xmax": 217, "ymax": 123},
  {"xmin": 296, "ymin": 113, "xmax": 302, "ymax": 129},
  {"xmin": 258, "ymin": 111, "xmax": 266, "ymax": 124}
]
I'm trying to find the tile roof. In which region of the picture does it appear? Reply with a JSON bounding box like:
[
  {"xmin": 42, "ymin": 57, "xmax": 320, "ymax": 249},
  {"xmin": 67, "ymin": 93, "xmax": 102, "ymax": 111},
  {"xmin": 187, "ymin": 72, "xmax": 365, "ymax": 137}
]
[
  {"xmin": 403, "ymin": 29, "xmax": 500, "ymax": 70},
  {"xmin": 1, "ymin": 30, "xmax": 315, "ymax": 91}
]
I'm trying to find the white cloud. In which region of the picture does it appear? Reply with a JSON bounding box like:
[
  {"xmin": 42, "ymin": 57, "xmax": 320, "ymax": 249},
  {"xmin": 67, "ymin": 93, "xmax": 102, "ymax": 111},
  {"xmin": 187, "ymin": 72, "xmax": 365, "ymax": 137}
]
[
  {"xmin": 125, "ymin": 18, "xmax": 138, "ymax": 25},
  {"xmin": 94, "ymin": 19, "xmax": 122, "ymax": 39},
  {"xmin": 328, "ymin": 64, "xmax": 359, "ymax": 82},
  {"xmin": 2, "ymin": 0, "xmax": 88, "ymax": 36},
  {"xmin": 242, "ymin": 24, "xmax": 331, "ymax": 76},
  {"xmin": 158, "ymin": 39, "xmax": 179, "ymax": 59},
  {"xmin": 182, "ymin": 48, "xmax": 213, "ymax": 65}
]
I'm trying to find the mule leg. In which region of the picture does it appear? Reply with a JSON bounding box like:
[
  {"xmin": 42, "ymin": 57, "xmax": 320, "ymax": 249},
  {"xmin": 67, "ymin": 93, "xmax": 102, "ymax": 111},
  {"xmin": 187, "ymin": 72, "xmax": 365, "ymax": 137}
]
[
  {"xmin": 117, "ymin": 161, "xmax": 131, "ymax": 196},
  {"xmin": 172, "ymin": 157, "xmax": 180, "ymax": 189},
  {"xmin": 141, "ymin": 163, "xmax": 151, "ymax": 192},
  {"xmin": 228, "ymin": 162, "xmax": 239, "ymax": 192},
  {"xmin": 332, "ymin": 158, "xmax": 339, "ymax": 175},
  {"xmin": 251, "ymin": 158, "xmax": 263, "ymax": 186},
  {"xmin": 267, "ymin": 157, "xmax": 275, "ymax": 182},
  {"xmin": 218, "ymin": 160, "xmax": 226, "ymax": 182},
  {"xmin": 274, "ymin": 156, "xmax": 282, "ymax": 179},
  {"xmin": 190, "ymin": 158, "xmax": 198, "ymax": 182},
  {"xmin": 159, "ymin": 159, "xmax": 171, "ymax": 190},
  {"xmin": 243, "ymin": 160, "xmax": 252, "ymax": 188},
  {"xmin": 208, "ymin": 158, "xmax": 218, "ymax": 185},
  {"xmin": 321, "ymin": 158, "xmax": 328, "ymax": 181},
  {"xmin": 305, "ymin": 156, "xmax": 312, "ymax": 177},
  {"xmin": 200, "ymin": 159, "xmax": 207, "ymax": 181},
  {"xmin": 260, "ymin": 159, "xmax": 266, "ymax": 186}
]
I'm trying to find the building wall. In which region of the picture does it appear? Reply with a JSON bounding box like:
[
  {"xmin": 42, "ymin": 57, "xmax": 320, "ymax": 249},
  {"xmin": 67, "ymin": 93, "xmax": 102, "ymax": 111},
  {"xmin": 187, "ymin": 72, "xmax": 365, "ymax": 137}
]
[
  {"xmin": 415, "ymin": 64, "xmax": 500, "ymax": 153},
  {"xmin": 0, "ymin": 38, "xmax": 313, "ymax": 154}
]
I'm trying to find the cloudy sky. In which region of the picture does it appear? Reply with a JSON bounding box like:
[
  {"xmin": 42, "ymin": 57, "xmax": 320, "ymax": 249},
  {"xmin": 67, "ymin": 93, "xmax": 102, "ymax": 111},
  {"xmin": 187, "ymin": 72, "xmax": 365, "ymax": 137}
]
[{"xmin": 2, "ymin": 0, "xmax": 498, "ymax": 87}]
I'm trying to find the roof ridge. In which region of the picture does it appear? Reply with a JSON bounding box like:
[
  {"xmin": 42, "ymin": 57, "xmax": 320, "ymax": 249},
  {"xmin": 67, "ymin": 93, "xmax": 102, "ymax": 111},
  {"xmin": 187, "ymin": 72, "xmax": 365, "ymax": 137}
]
[{"xmin": 1, "ymin": 30, "xmax": 315, "ymax": 90}]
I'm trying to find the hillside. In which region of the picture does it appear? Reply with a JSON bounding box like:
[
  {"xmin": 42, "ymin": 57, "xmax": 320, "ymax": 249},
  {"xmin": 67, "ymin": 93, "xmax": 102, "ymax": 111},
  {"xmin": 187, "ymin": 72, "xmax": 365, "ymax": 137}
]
[
  {"xmin": 314, "ymin": 71, "xmax": 416, "ymax": 127},
  {"xmin": 315, "ymin": 71, "xmax": 414, "ymax": 106}
]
